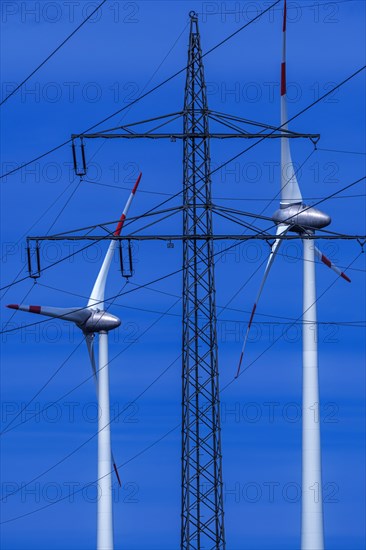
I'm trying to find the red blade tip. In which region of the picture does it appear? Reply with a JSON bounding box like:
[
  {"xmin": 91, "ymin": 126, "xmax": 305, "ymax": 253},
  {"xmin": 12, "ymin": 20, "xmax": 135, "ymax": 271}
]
[
  {"xmin": 114, "ymin": 214, "xmax": 126, "ymax": 237},
  {"xmin": 132, "ymin": 172, "xmax": 142, "ymax": 195},
  {"xmin": 341, "ymin": 272, "xmax": 351, "ymax": 283},
  {"xmin": 6, "ymin": 304, "xmax": 19, "ymax": 309}
]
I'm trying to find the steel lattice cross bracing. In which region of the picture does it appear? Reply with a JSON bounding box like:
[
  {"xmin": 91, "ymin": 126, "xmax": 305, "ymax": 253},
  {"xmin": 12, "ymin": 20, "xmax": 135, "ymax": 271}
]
[{"xmin": 181, "ymin": 13, "xmax": 225, "ymax": 550}]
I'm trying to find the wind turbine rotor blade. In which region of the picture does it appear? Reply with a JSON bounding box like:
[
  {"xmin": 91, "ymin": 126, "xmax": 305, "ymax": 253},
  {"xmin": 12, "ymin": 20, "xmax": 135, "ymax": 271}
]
[
  {"xmin": 314, "ymin": 246, "xmax": 351, "ymax": 282},
  {"xmin": 280, "ymin": 0, "xmax": 302, "ymax": 207},
  {"xmin": 6, "ymin": 304, "xmax": 91, "ymax": 325},
  {"xmin": 88, "ymin": 172, "xmax": 142, "ymax": 310},
  {"xmin": 85, "ymin": 333, "xmax": 122, "ymax": 488},
  {"xmin": 86, "ymin": 333, "xmax": 98, "ymax": 384},
  {"xmin": 236, "ymin": 224, "xmax": 290, "ymax": 377},
  {"xmin": 114, "ymin": 172, "xmax": 142, "ymax": 237},
  {"xmin": 112, "ymin": 461, "xmax": 122, "ymax": 487}
]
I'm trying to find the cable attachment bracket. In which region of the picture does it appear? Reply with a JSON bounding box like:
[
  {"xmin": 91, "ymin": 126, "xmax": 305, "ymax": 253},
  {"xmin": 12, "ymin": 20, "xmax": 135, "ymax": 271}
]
[
  {"xmin": 310, "ymin": 135, "xmax": 320, "ymax": 148},
  {"xmin": 357, "ymin": 238, "xmax": 366, "ymax": 253}
]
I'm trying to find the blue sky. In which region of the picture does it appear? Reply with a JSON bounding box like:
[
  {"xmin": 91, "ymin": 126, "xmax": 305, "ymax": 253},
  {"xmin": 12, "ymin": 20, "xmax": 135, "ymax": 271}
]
[{"xmin": 1, "ymin": 1, "xmax": 365, "ymax": 548}]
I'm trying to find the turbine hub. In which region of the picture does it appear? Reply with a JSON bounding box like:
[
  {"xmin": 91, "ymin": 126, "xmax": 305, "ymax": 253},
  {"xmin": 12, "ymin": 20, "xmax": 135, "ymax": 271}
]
[
  {"xmin": 272, "ymin": 203, "xmax": 331, "ymax": 232},
  {"xmin": 80, "ymin": 310, "xmax": 121, "ymax": 333}
]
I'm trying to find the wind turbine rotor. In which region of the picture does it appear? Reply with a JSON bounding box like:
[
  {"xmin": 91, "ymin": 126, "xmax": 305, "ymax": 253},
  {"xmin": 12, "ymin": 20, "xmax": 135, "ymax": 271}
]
[
  {"xmin": 6, "ymin": 172, "xmax": 143, "ymax": 550},
  {"xmin": 235, "ymin": 5, "xmax": 352, "ymax": 548},
  {"xmin": 272, "ymin": 203, "xmax": 331, "ymax": 232},
  {"xmin": 83, "ymin": 310, "xmax": 121, "ymax": 333}
]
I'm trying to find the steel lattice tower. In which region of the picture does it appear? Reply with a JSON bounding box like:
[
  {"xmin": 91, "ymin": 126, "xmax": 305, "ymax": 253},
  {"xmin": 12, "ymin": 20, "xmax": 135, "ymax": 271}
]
[{"xmin": 181, "ymin": 12, "xmax": 225, "ymax": 550}]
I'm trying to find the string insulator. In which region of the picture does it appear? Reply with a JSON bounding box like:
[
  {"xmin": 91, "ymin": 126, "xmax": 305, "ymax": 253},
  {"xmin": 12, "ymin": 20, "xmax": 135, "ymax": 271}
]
[
  {"xmin": 118, "ymin": 240, "xmax": 134, "ymax": 279},
  {"xmin": 26, "ymin": 241, "xmax": 41, "ymax": 279},
  {"xmin": 72, "ymin": 138, "xmax": 87, "ymax": 177}
]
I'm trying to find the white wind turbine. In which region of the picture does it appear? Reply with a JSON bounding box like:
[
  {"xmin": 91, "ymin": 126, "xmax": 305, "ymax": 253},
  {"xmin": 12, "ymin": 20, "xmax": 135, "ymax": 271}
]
[
  {"xmin": 236, "ymin": 2, "xmax": 351, "ymax": 549},
  {"xmin": 7, "ymin": 172, "xmax": 142, "ymax": 550}
]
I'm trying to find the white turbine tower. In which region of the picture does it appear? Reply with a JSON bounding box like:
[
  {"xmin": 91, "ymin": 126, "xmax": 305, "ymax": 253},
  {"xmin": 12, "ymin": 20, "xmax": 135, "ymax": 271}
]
[
  {"xmin": 7, "ymin": 172, "xmax": 142, "ymax": 550},
  {"xmin": 236, "ymin": 2, "xmax": 351, "ymax": 549}
]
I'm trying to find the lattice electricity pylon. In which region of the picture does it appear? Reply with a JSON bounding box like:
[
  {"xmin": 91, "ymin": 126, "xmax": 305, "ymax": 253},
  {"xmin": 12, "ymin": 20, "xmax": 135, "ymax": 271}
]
[{"xmin": 181, "ymin": 12, "xmax": 225, "ymax": 550}]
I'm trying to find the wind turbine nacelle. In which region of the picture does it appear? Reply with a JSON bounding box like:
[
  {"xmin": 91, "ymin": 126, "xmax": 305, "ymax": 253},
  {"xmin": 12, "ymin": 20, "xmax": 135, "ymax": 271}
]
[
  {"xmin": 272, "ymin": 204, "xmax": 331, "ymax": 232},
  {"xmin": 82, "ymin": 310, "xmax": 121, "ymax": 333}
]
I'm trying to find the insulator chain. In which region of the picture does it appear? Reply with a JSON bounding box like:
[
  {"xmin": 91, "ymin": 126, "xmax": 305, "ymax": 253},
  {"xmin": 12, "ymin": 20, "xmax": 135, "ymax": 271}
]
[
  {"xmin": 118, "ymin": 239, "xmax": 134, "ymax": 279},
  {"xmin": 26, "ymin": 241, "xmax": 41, "ymax": 279},
  {"xmin": 72, "ymin": 137, "xmax": 87, "ymax": 177}
]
